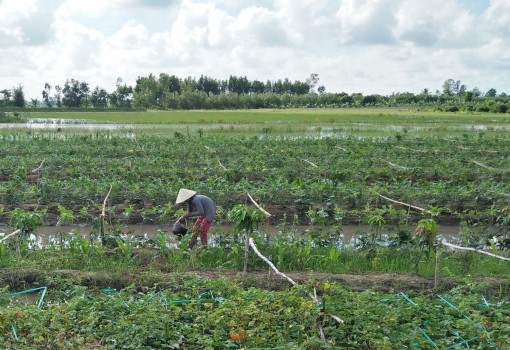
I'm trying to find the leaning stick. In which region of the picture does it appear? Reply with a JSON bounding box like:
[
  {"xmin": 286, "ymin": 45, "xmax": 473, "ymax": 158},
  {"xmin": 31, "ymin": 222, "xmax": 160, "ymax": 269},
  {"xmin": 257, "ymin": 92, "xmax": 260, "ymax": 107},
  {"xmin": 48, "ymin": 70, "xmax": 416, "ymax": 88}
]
[
  {"xmin": 376, "ymin": 192, "xmax": 435, "ymax": 215},
  {"xmin": 249, "ymin": 237, "xmax": 298, "ymax": 286},
  {"xmin": 248, "ymin": 237, "xmax": 344, "ymax": 325},
  {"xmin": 382, "ymin": 159, "xmax": 408, "ymax": 170},
  {"xmin": 101, "ymin": 185, "xmax": 113, "ymax": 218},
  {"xmin": 217, "ymin": 158, "xmax": 227, "ymax": 171},
  {"xmin": 440, "ymin": 240, "xmax": 510, "ymax": 261},
  {"xmin": 396, "ymin": 146, "xmax": 426, "ymax": 153},
  {"xmin": 31, "ymin": 160, "xmax": 45, "ymax": 173},
  {"xmin": 247, "ymin": 193, "xmax": 272, "ymax": 217},
  {"xmin": 470, "ymin": 160, "xmax": 496, "ymax": 170},
  {"xmin": 488, "ymin": 190, "xmax": 510, "ymax": 198},
  {"xmin": 302, "ymin": 159, "xmax": 318, "ymax": 168},
  {"xmin": 0, "ymin": 229, "xmax": 21, "ymax": 243},
  {"xmin": 335, "ymin": 146, "xmax": 347, "ymax": 151}
]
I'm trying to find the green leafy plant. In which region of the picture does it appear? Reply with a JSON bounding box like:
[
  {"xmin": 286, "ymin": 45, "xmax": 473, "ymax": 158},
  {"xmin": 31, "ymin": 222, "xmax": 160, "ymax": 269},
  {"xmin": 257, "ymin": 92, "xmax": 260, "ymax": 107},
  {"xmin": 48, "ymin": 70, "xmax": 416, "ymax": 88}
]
[
  {"xmin": 8, "ymin": 208, "xmax": 46, "ymax": 235},
  {"xmin": 57, "ymin": 204, "xmax": 74, "ymax": 226},
  {"xmin": 227, "ymin": 205, "xmax": 265, "ymax": 234}
]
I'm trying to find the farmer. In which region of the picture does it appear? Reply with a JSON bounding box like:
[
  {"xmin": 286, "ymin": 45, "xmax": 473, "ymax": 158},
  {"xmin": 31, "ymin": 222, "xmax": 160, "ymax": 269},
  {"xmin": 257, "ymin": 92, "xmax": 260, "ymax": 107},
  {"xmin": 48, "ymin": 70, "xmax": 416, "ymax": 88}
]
[{"xmin": 175, "ymin": 188, "xmax": 216, "ymax": 248}]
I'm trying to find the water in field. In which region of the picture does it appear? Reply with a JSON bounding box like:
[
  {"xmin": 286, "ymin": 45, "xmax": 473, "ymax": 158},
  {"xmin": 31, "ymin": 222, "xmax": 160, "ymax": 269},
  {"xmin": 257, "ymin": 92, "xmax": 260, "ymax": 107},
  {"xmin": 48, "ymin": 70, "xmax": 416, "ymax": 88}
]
[
  {"xmin": 2, "ymin": 118, "xmax": 509, "ymax": 138},
  {"xmin": 0, "ymin": 223, "xmax": 463, "ymax": 250}
]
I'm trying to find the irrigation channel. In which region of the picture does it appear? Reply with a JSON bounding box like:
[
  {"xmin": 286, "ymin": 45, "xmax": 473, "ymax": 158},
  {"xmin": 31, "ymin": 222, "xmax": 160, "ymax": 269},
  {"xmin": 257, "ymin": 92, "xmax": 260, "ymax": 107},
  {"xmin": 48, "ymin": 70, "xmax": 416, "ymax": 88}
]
[{"xmin": 1, "ymin": 223, "xmax": 462, "ymax": 248}]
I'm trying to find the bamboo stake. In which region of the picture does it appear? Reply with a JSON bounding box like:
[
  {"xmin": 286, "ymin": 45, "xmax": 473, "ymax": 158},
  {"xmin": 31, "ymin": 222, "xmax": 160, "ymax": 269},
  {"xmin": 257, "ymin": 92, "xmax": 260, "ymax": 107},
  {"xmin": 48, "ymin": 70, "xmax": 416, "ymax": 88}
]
[
  {"xmin": 100, "ymin": 185, "xmax": 113, "ymax": 240},
  {"xmin": 434, "ymin": 245, "xmax": 441, "ymax": 289},
  {"xmin": 396, "ymin": 146, "xmax": 426, "ymax": 153},
  {"xmin": 382, "ymin": 159, "xmax": 407, "ymax": 170},
  {"xmin": 0, "ymin": 229, "xmax": 21, "ymax": 243},
  {"xmin": 248, "ymin": 237, "xmax": 297, "ymax": 286},
  {"xmin": 30, "ymin": 160, "xmax": 45, "ymax": 173},
  {"xmin": 470, "ymin": 160, "xmax": 496, "ymax": 170},
  {"xmin": 243, "ymin": 236, "xmax": 249, "ymax": 276},
  {"xmin": 101, "ymin": 185, "xmax": 113, "ymax": 218},
  {"xmin": 316, "ymin": 295, "xmax": 326, "ymax": 342},
  {"xmin": 302, "ymin": 159, "xmax": 318, "ymax": 168},
  {"xmin": 248, "ymin": 237, "xmax": 344, "ymax": 327},
  {"xmin": 440, "ymin": 240, "xmax": 510, "ymax": 261},
  {"xmin": 247, "ymin": 192, "xmax": 272, "ymax": 217},
  {"xmin": 217, "ymin": 158, "xmax": 227, "ymax": 171},
  {"xmin": 376, "ymin": 192, "xmax": 435, "ymax": 215},
  {"xmin": 488, "ymin": 190, "xmax": 510, "ymax": 198}
]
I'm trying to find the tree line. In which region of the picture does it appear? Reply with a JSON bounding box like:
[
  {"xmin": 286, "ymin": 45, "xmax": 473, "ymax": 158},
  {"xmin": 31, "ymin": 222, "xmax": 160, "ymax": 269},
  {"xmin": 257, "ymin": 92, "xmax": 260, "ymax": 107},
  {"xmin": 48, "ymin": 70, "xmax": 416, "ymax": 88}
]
[{"xmin": 0, "ymin": 75, "xmax": 508, "ymax": 113}]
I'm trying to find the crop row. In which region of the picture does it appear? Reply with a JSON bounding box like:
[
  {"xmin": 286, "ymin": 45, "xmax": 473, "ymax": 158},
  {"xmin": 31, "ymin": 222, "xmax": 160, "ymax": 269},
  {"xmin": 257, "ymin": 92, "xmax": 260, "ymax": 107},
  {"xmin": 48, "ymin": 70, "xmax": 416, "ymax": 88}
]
[{"xmin": 0, "ymin": 130, "xmax": 509, "ymax": 228}]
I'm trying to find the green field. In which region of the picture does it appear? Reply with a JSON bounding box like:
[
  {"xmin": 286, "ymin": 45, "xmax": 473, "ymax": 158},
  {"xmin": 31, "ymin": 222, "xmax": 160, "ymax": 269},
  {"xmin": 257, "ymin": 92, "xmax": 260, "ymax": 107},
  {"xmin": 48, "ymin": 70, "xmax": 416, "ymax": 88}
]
[
  {"xmin": 26, "ymin": 108, "xmax": 510, "ymax": 124},
  {"xmin": 0, "ymin": 108, "xmax": 509, "ymax": 349}
]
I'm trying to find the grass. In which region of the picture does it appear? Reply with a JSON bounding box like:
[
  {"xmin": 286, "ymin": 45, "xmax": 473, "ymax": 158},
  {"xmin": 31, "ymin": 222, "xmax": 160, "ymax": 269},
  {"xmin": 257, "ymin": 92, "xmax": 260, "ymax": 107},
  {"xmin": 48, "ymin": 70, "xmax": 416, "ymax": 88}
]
[{"xmin": 24, "ymin": 108, "xmax": 510, "ymax": 125}]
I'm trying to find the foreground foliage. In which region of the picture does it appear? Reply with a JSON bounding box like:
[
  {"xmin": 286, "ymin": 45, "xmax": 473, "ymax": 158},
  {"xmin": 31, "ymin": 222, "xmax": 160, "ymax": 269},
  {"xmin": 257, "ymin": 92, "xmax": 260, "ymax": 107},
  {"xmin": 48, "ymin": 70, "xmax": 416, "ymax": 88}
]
[{"xmin": 0, "ymin": 276, "xmax": 508, "ymax": 349}]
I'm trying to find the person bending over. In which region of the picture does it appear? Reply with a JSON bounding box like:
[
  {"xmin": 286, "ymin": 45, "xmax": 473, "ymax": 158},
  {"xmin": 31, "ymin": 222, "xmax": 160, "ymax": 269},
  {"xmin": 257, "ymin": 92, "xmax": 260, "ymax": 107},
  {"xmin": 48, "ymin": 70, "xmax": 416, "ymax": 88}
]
[{"xmin": 175, "ymin": 188, "xmax": 216, "ymax": 248}]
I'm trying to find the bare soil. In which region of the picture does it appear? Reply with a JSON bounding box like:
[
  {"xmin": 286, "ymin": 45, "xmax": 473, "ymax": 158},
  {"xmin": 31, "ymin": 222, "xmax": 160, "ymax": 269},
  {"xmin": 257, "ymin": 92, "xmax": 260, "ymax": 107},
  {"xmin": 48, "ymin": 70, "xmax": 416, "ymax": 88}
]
[{"xmin": 1, "ymin": 268, "xmax": 507, "ymax": 295}]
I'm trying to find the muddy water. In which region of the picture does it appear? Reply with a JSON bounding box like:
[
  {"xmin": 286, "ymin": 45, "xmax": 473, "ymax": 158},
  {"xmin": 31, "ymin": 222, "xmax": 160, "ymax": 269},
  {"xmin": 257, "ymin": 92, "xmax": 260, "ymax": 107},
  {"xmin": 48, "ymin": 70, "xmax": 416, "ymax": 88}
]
[{"xmin": 2, "ymin": 223, "xmax": 461, "ymax": 246}]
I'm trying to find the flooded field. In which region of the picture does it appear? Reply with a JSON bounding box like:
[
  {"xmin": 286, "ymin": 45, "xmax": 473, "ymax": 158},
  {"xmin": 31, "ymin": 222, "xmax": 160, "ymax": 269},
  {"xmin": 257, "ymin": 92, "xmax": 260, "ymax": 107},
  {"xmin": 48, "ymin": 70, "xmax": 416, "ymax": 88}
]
[
  {"xmin": 0, "ymin": 223, "xmax": 463, "ymax": 249},
  {"xmin": 1, "ymin": 118, "xmax": 509, "ymax": 138}
]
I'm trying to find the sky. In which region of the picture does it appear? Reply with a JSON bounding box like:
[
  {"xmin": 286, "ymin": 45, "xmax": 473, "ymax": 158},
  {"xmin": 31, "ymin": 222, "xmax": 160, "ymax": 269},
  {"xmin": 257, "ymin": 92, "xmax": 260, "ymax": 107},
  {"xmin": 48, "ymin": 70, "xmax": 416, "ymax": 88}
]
[{"xmin": 0, "ymin": 0, "xmax": 509, "ymax": 101}]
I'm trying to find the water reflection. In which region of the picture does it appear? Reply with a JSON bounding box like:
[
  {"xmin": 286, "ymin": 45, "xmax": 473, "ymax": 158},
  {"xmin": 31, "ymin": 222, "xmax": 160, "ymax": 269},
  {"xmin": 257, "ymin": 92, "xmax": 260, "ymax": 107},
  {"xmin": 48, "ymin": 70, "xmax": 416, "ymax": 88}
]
[{"xmin": 2, "ymin": 223, "xmax": 461, "ymax": 249}]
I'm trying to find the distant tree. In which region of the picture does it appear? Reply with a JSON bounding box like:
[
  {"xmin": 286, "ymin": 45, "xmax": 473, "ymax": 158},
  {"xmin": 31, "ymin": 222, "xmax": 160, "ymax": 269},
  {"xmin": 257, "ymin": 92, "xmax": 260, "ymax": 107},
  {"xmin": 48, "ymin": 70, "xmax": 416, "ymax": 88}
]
[
  {"xmin": 112, "ymin": 78, "xmax": 133, "ymax": 108},
  {"xmin": 250, "ymin": 80, "xmax": 266, "ymax": 94},
  {"xmin": 360, "ymin": 94, "xmax": 381, "ymax": 106},
  {"xmin": 90, "ymin": 87, "xmax": 109, "ymax": 108},
  {"xmin": 133, "ymin": 74, "xmax": 159, "ymax": 108},
  {"xmin": 472, "ymin": 88, "xmax": 482, "ymax": 97},
  {"xmin": 317, "ymin": 85, "xmax": 326, "ymax": 94},
  {"xmin": 272, "ymin": 79, "xmax": 284, "ymax": 94},
  {"xmin": 464, "ymin": 91, "xmax": 474, "ymax": 103},
  {"xmin": 42, "ymin": 83, "xmax": 53, "ymax": 107},
  {"xmin": 62, "ymin": 79, "xmax": 89, "ymax": 108},
  {"xmin": 291, "ymin": 80, "xmax": 310, "ymax": 95},
  {"xmin": 180, "ymin": 76, "xmax": 198, "ymax": 94},
  {"xmin": 442, "ymin": 79, "xmax": 460, "ymax": 96},
  {"xmin": 31, "ymin": 99, "xmax": 38, "ymax": 108},
  {"xmin": 228, "ymin": 75, "xmax": 250, "ymax": 95},
  {"xmin": 54, "ymin": 85, "xmax": 62, "ymax": 108},
  {"xmin": 12, "ymin": 85, "xmax": 25, "ymax": 108},
  {"xmin": 393, "ymin": 92, "xmax": 417, "ymax": 105},
  {"xmin": 0, "ymin": 89, "xmax": 11, "ymax": 105},
  {"xmin": 307, "ymin": 73, "xmax": 320, "ymax": 92},
  {"xmin": 219, "ymin": 80, "xmax": 228, "ymax": 94},
  {"xmin": 158, "ymin": 73, "xmax": 181, "ymax": 96},
  {"xmin": 486, "ymin": 88, "xmax": 497, "ymax": 97}
]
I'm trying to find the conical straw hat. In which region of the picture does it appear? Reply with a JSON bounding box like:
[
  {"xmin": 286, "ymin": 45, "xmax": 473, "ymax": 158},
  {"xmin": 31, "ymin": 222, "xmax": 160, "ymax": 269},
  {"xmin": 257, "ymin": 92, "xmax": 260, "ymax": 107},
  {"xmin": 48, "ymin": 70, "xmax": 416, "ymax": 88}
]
[{"xmin": 175, "ymin": 188, "xmax": 196, "ymax": 204}]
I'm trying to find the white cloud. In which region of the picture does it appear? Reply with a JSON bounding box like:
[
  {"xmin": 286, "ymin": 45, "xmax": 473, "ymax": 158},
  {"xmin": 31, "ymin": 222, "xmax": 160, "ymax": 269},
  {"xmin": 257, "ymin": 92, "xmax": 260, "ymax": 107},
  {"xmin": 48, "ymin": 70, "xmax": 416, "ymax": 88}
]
[
  {"xmin": 335, "ymin": 0, "xmax": 399, "ymax": 45},
  {"xmin": 0, "ymin": 0, "xmax": 508, "ymax": 100},
  {"xmin": 0, "ymin": 0, "xmax": 59, "ymax": 46}
]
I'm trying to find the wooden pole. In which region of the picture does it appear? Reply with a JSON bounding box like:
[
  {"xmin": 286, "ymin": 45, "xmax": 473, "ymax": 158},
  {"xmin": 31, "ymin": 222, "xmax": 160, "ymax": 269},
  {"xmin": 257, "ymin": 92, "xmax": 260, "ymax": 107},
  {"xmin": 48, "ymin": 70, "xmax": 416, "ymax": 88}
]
[
  {"xmin": 100, "ymin": 185, "xmax": 113, "ymax": 242},
  {"xmin": 243, "ymin": 235, "xmax": 249, "ymax": 276},
  {"xmin": 0, "ymin": 229, "xmax": 21, "ymax": 243},
  {"xmin": 440, "ymin": 240, "xmax": 510, "ymax": 261},
  {"xmin": 434, "ymin": 245, "xmax": 441, "ymax": 289},
  {"xmin": 376, "ymin": 192, "xmax": 435, "ymax": 215},
  {"xmin": 248, "ymin": 237, "xmax": 344, "ymax": 335}
]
